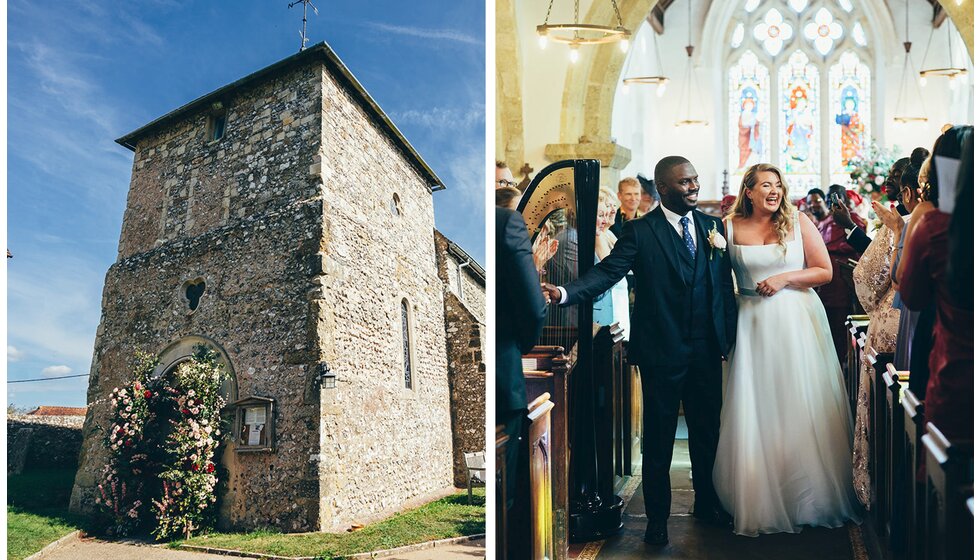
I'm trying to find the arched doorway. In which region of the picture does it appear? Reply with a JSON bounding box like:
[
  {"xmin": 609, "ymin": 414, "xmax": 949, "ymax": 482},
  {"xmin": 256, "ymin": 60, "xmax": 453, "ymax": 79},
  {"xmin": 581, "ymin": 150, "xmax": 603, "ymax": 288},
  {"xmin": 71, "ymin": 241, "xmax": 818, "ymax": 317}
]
[{"xmin": 154, "ymin": 336, "xmax": 239, "ymax": 529}]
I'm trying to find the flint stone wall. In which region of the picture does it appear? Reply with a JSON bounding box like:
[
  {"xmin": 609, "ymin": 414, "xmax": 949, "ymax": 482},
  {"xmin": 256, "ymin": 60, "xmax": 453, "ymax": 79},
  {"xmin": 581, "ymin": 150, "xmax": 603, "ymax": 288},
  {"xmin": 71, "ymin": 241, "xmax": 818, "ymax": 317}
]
[
  {"xmin": 73, "ymin": 57, "xmax": 454, "ymax": 533},
  {"xmin": 434, "ymin": 232, "xmax": 487, "ymax": 487},
  {"xmin": 8, "ymin": 416, "xmax": 84, "ymax": 473},
  {"xmin": 315, "ymin": 63, "xmax": 453, "ymax": 531}
]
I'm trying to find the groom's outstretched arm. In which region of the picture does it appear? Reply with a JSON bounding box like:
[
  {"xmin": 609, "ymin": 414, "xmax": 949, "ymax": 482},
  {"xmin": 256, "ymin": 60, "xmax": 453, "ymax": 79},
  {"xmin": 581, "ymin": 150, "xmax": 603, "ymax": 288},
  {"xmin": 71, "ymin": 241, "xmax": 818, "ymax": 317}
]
[{"xmin": 561, "ymin": 220, "xmax": 640, "ymax": 306}]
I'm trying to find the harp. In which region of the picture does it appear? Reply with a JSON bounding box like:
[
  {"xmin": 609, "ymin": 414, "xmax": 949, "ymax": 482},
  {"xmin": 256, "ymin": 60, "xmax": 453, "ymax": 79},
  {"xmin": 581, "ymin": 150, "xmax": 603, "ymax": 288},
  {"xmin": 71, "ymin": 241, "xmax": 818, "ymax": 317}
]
[{"xmin": 517, "ymin": 160, "xmax": 624, "ymax": 546}]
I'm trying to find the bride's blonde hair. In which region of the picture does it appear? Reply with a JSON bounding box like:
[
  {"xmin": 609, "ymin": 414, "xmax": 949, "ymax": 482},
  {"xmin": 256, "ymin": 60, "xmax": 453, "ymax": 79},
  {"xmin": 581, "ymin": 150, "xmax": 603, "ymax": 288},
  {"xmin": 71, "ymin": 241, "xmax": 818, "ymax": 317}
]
[{"xmin": 726, "ymin": 163, "xmax": 795, "ymax": 252}]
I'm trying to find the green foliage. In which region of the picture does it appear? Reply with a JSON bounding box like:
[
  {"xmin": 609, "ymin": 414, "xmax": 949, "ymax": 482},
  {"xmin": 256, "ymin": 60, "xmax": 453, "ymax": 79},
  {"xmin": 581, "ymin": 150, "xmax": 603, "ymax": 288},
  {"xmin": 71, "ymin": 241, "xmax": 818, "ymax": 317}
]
[
  {"xmin": 8, "ymin": 469, "xmax": 86, "ymax": 560},
  {"xmin": 97, "ymin": 346, "xmax": 227, "ymax": 540},
  {"xmin": 177, "ymin": 489, "xmax": 485, "ymax": 559}
]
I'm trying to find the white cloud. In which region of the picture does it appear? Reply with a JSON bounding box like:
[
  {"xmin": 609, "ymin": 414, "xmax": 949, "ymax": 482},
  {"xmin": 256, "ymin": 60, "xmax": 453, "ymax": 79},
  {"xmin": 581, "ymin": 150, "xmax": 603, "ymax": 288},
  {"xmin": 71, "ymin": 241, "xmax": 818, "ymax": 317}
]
[
  {"xmin": 41, "ymin": 365, "xmax": 73, "ymax": 377},
  {"xmin": 367, "ymin": 22, "xmax": 483, "ymax": 46},
  {"xmin": 391, "ymin": 106, "xmax": 484, "ymax": 131},
  {"xmin": 8, "ymin": 346, "xmax": 25, "ymax": 362}
]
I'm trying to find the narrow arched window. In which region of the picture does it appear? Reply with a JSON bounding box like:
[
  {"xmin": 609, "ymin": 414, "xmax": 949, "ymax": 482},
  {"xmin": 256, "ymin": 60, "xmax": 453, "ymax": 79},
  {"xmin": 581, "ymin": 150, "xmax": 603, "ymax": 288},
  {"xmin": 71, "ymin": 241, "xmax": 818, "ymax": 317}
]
[{"xmin": 401, "ymin": 299, "xmax": 413, "ymax": 389}]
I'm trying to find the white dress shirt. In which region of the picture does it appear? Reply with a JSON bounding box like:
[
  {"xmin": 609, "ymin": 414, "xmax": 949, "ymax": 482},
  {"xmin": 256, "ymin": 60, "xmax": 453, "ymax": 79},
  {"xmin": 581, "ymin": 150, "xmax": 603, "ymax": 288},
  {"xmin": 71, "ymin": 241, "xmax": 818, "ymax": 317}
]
[
  {"xmin": 557, "ymin": 206, "xmax": 695, "ymax": 304},
  {"xmin": 660, "ymin": 205, "xmax": 697, "ymax": 250}
]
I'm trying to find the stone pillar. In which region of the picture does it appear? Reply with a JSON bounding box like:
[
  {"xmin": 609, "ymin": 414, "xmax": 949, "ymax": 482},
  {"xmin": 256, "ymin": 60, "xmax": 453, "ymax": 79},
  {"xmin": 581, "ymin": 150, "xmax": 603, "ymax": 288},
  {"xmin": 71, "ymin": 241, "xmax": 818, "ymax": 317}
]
[{"xmin": 544, "ymin": 141, "xmax": 631, "ymax": 189}]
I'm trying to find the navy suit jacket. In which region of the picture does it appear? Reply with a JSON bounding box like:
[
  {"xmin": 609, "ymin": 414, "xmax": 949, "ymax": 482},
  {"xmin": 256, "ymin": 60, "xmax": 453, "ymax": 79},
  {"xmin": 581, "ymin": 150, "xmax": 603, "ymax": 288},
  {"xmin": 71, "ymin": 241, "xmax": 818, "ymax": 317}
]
[
  {"xmin": 496, "ymin": 208, "xmax": 547, "ymax": 413},
  {"xmin": 563, "ymin": 206, "xmax": 737, "ymax": 367}
]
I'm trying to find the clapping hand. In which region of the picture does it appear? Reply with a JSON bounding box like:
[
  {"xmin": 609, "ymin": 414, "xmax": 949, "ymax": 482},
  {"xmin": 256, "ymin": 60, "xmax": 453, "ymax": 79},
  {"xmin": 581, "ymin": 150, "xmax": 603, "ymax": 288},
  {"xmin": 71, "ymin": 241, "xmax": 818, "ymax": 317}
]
[
  {"xmin": 871, "ymin": 200, "xmax": 903, "ymax": 235},
  {"xmin": 829, "ymin": 198, "xmax": 856, "ymax": 230},
  {"xmin": 532, "ymin": 236, "xmax": 559, "ymax": 272},
  {"xmin": 541, "ymin": 282, "xmax": 561, "ymax": 305},
  {"xmin": 756, "ymin": 274, "xmax": 788, "ymax": 297}
]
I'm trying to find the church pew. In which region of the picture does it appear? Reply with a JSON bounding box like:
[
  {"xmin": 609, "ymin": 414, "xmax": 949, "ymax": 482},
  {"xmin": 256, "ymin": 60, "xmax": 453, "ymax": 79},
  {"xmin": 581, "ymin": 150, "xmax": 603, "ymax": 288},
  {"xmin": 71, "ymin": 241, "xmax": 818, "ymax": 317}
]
[
  {"xmin": 866, "ymin": 344, "xmax": 894, "ymax": 534},
  {"xmin": 902, "ymin": 389, "xmax": 926, "ymax": 560},
  {"xmin": 528, "ymin": 394, "xmax": 556, "ymax": 560},
  {"xmin": 523, "ymin": 346, "xmax": 570, "ymax": 560},
  {"xmin": 496, "ymin": 425, "xmax": 509, "ymax": 560},
  {"xmin": 847, "ymin": 316, "xmax": 870, "ymax": 414},
  {"xmin": 922, "ymin": 422, "xmax": 973, "ymax": 560},
  {"xmin": 882, "ymin": 363, "xmax": 907, "ymax": 546}
]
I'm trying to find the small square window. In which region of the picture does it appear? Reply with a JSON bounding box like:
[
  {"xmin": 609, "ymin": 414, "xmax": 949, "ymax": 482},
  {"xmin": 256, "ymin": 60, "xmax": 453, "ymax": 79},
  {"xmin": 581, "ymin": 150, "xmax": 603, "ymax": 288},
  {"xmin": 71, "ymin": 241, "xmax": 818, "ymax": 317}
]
[{"xmin": 208, "ymin": 111, "xmax": 227, "ymax": 142}]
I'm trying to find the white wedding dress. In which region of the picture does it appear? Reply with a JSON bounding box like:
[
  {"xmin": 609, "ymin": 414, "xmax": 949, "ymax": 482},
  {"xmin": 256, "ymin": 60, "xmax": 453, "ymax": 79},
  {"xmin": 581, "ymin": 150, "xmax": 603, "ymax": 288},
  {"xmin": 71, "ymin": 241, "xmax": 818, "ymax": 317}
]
[{"xmin": 713, "ymin": 211, "xmax": 861, "ymax": 537}]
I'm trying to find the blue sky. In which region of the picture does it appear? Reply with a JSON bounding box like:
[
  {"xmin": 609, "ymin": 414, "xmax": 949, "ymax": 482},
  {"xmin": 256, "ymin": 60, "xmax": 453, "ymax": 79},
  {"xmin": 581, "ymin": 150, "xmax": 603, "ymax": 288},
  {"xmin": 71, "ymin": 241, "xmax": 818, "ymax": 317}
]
[{"xmin": 6, "ymin": 1, "xmax": 486, "ymax": 408}]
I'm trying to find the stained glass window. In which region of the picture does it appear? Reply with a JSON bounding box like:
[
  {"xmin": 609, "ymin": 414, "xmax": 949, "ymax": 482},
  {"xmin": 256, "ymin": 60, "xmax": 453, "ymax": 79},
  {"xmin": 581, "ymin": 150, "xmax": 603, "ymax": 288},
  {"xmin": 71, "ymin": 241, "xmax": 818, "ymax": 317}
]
[
  {"xmin": 788, "ymin": 0, "xmax": 808, "ymax": 14},
  {"xmin": 726, "ymin": 0, "xmax": 873, "ymax": 195},
  {"xmin": 778, "ymin": 51, "xmax": 820, "ymax": 193},
  {"xmin": 852, "ymin": 22, "xmax": 867, "ymax": 46},
  {"xmin": 729, "ymin": 51, "xmax": 770, "ymax": 173},
  {"xmin": 731, "ymin": 23, "xmax": 745, "ymax": 49},
  {"xmin": 829, "ymin": 51, "xmax": 871, "ymax": 178},
  {"xmin": 803, "ymin": 8, "xmax": 844, "ymax": 56},
  {"xmin": 754, "ymin": 9, "xmax": 793, "ymax": 56},
  {"xmin": 401, "ymin": 299, "xmax": 413, "ymax": 389}
]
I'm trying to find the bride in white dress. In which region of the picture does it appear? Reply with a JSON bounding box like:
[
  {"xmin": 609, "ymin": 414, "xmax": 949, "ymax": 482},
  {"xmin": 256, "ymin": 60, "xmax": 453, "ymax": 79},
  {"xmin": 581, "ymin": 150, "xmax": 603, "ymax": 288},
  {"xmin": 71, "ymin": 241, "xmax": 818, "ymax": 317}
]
[{"xmin": 713, "ymin": 163, "xmax": 861, "ymax": 536}]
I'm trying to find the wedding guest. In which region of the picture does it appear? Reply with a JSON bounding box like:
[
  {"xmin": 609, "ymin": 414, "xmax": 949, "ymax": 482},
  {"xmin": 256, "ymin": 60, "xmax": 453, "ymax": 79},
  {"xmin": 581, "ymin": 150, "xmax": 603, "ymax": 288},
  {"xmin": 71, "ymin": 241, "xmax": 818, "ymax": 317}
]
[
  {"xmin": 833, "ymin": 158, "xmax": 914, "ymax": 253},
  {"xmin": 610, "ymin": 177, "xmax": 644, "ymax": 238},
  {"xmin": 637, "ymin": 173, "xmax": 660, "ymax": 214},
  {"xmin": 851, "ymin": 194, "xmax": 903, "ymax": 509},
  {"xmin": 886, "ymin": 149, "xmax": 929, "ymax": 389},
  {"xmin": 594, "ymin": 187, "xmax": 631, "ymax": 340},
  {"xmin": 496, "ymin": 206, "xmax": 548, "ymax": 560},
  {"xmin": 809, "ymin": 187, "xmax": 866, "ymax": 364},
  {"xmin": 496, "ymin": 186, "xmax": 521, "ymax": 210},
  {"xmin": 496, "ymin": 160, "xmax": 517, "ymax": 189},
  {"xmin": 899, "ymin": 125, "xmax": 974, "ymax": 448},
  {"xmin": 876, "ymin": 148, "xmax": 928, "ymax": 546}
]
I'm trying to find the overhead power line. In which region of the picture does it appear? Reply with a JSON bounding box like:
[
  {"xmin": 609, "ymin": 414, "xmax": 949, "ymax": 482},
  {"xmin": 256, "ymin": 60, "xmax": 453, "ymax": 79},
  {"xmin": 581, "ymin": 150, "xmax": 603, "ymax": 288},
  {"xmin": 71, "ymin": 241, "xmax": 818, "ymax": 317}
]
[{"xmin": 8, "ymin": 374, "xmax": 90, "ymax": 384}]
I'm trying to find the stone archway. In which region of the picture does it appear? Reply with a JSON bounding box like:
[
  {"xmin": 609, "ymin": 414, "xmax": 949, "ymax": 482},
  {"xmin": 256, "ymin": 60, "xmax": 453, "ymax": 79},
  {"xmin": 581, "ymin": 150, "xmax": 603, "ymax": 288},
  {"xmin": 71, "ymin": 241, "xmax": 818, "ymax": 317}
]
[{"xmin": 154, "ymin": 336, "xmax": 239, "ymax": 530}]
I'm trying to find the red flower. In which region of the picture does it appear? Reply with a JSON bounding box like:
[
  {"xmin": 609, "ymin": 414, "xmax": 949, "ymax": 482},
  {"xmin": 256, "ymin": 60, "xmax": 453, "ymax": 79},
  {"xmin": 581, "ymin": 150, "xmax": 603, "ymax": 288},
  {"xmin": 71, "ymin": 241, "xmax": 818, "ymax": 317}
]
[
  {"xmin": 206, "ymin": 463, "xmax": 215, "ymax": 473},
  {"xmin": 144, "ymin": 390, "xmax": 152, "ymax": 398},
  {"xmin": 125, "ymin": 439, "xmax": 133, "ymax": 447},
  {"xmin": 191, "ymin": 464, "xmax": 200, "ymax": 472},
  {"xmin": 182, "ymin": 408, "xmax": 190, "ymax": 415}
]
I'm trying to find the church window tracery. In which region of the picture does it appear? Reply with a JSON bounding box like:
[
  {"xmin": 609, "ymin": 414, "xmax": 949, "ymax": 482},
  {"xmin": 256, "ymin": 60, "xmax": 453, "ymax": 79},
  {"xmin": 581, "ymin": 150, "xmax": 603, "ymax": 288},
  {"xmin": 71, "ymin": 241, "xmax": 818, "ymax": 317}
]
[{"xmin": 726, "ymin": 0, "xmax": 873, "ymax": 195}]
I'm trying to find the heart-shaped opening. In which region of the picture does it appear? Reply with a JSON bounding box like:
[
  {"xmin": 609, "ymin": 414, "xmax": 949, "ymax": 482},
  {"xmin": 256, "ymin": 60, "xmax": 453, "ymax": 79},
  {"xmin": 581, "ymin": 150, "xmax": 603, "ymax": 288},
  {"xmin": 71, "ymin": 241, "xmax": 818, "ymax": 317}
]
[{"xmin": 184, "ymin": 279, "xmax": 206, "ymax": 311}]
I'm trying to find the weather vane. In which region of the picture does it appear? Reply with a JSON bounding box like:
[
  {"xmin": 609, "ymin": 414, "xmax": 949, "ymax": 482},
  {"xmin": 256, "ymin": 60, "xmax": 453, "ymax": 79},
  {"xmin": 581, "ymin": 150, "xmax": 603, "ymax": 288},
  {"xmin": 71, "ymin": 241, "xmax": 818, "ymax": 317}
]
[{"xmin": 289, "ymin": 0, "xmax": 319, "ymax": 52}]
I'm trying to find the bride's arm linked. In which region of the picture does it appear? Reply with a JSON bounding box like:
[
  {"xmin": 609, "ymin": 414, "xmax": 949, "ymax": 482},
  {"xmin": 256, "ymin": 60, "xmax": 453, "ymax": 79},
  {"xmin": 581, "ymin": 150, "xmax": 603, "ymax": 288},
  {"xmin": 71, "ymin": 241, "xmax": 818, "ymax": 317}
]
[{"xmin": 756, "ymin": 215, "xmax": 833, "ymax": 297}]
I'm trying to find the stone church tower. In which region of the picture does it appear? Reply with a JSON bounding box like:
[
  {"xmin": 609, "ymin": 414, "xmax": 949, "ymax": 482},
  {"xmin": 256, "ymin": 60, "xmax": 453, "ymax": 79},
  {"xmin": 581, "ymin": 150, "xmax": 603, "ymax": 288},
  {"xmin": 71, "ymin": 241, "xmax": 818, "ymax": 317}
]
[{"xmin": 70, "ymin": 42, "xmax": 458, "ymax": 533}]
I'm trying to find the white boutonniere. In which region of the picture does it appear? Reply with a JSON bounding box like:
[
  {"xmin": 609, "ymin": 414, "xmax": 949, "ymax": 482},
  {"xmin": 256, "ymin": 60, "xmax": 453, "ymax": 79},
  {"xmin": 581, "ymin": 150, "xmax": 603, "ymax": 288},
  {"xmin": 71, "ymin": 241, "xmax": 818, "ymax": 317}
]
[{"xmin": 707, "ymin": 223, "xmax": 727, "ymax": 260}]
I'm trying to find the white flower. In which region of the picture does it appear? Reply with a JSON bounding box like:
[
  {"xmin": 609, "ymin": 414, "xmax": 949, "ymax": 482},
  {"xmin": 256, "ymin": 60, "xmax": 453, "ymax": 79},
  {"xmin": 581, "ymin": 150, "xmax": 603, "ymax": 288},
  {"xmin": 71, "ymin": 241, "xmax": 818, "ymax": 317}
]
[
  {"xmin": 708, "ymin": 230, "xmax": 727, "ymax": 251},
  {"xmin": 874, "ymin": 175, "xmax": 885, "ymax": 185},
  {"xmin": 188, "ymin": 389, "xmax": 196, "ymax": 397}
]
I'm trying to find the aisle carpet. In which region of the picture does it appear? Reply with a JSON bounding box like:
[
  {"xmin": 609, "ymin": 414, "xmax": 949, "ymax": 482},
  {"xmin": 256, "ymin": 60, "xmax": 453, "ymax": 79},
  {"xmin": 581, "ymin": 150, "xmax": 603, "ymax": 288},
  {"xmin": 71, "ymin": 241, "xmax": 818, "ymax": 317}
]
[{"xmin": 573, "ymin": 441, "xmax": 865, "ymax": 560}]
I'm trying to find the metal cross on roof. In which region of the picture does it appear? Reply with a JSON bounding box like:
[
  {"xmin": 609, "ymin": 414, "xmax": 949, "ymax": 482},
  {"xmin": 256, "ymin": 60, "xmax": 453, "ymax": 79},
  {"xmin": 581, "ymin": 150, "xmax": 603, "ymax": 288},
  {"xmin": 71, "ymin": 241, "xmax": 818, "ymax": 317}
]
[{"xmin": 289, "ymin": 0, "xmax": 319, "ymax": 52}]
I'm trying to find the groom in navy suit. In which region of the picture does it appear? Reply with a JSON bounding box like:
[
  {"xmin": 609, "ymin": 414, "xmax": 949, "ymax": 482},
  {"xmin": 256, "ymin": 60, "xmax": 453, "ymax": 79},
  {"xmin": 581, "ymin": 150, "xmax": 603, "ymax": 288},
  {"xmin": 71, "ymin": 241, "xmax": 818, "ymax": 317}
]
[{"xmin": 543, "ymin": 156, "xmax": 737, "ymax": 545}]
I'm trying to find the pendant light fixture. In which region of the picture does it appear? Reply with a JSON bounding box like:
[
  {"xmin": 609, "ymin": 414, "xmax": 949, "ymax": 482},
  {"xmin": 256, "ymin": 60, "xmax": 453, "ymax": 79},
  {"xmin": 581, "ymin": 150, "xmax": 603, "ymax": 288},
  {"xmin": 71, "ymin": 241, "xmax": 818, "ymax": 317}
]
[
  {"xmin": 674, "ymin": 0, "xmax": 708, "ymax": 126},
  {"xmin": 538, "ymin": 0, "xmax": 631, "ymax": 64},
  {"xmin": 918, "ymin": 18, "xmax": 967, "ymax": 86},
  {"xmin": 622, "ymin": 29, "xmax": 670, "ymax": 97},
  {"xmin": 894, "ymin": 0, "xmax": 928, "ymax": 123}
]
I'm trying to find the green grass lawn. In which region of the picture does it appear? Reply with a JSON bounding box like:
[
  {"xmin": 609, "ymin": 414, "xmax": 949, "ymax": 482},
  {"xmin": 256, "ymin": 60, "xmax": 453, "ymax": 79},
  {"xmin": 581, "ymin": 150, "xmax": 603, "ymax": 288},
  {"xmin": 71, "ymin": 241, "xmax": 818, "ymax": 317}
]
[
  {"xmin": 177, "ymin": 488, "xmax": 485, "ymax": 559},
  {"xmin": 7, "ymin": 469, "xmax": 85, "ymax": 560}
]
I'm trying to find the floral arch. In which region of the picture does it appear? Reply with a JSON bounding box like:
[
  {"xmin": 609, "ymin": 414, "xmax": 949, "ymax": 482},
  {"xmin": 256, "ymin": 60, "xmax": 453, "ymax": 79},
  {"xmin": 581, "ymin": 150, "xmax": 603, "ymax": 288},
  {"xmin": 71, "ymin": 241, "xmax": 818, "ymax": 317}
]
[{"xmin": 725, "ymin": 0, "xmax": 874, "ymax": 196}]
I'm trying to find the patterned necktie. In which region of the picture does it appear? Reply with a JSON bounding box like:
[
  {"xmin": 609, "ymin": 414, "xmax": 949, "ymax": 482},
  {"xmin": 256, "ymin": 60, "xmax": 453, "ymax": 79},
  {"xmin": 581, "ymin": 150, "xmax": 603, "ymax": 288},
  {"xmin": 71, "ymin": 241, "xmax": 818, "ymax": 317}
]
[{"xmin": 680, "ymin": 216, "xmax": 696, "ymax": 259}]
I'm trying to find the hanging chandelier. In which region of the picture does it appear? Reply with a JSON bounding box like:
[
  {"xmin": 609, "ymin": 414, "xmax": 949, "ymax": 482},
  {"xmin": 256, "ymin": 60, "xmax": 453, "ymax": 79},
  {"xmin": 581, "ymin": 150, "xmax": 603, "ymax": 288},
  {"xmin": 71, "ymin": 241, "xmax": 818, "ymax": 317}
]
[
  {"xmin": 894, "ymin": 0, "xmax": 927, "ymax": 122},
  {"xmin": 918, "ymin": 18, "xmax": 967, "ymax": 86},
  {"xmin": 674, "ymin": 0, "xmax": 708, "ymax": 126},
  {"xmin": 622, "ymin": 29, "xmax": 669, "ymax": 97},
  {"xmin": 538, "ymin": 0, "xmax": 631, "ymax": 64}
]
